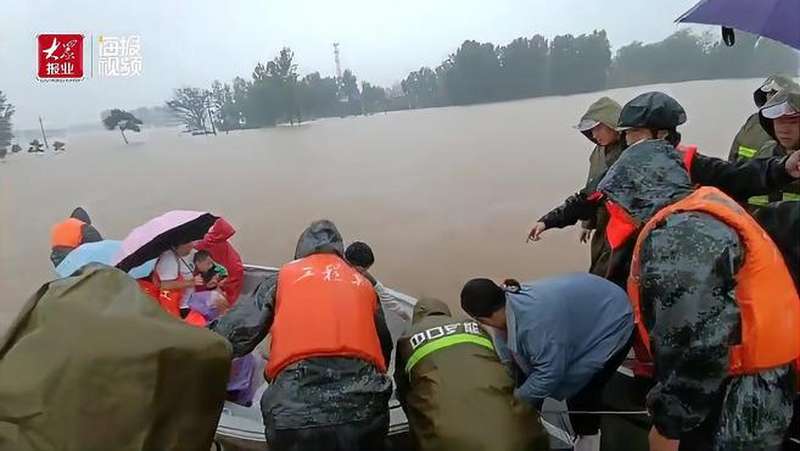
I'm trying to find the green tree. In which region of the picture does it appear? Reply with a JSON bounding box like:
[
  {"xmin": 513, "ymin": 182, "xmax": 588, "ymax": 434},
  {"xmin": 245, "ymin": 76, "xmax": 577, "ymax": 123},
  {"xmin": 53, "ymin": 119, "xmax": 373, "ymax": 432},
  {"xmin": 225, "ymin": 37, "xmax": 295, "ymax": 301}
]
[
  {"xmin": 298, "ymin": 72, "xmax": 340, "ymax": 119},
  {"xmin": 499, "ymin": 35, "xmax": 549, "ymax": 99},
  {"xmin": 361, "ymin": 82, "xmax": 387, "ymax": 114},
  {"xmin": 210, "ymin": 80, "xmax": 241, "ymax": 132},
  {"xmin": 340, "ymin": 69, "xmax": 362, "ymax": 115},
  {"xmin": 401, "ymin": 67, "xmax": 442, "ymax": 108},
  {"xmin": 101, "ymin": 109, "xmax": 142, "ymax": 144},
  {"xmin": 442, "ymin": 40, "xmax": 502, "ymax": 105},
  {"xmin": 0, "ymin": 91, "xmax": 13, "ymax": 152}
]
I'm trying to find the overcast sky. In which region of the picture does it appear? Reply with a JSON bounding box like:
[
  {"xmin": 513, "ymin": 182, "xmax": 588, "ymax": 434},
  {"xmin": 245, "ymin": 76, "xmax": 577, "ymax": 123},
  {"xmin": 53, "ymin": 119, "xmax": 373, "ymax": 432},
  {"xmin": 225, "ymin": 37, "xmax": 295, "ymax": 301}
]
[{"xmin": 2, "ymin": 0, "xmax": 710, "ymax": 129}]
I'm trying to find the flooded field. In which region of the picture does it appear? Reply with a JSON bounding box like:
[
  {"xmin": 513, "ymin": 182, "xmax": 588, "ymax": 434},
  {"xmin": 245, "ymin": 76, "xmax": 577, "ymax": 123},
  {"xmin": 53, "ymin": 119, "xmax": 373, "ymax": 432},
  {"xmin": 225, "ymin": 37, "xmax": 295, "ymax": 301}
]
[{"xmin": 0, "ymin": 78, "xmax": 759, "ymax": 332}]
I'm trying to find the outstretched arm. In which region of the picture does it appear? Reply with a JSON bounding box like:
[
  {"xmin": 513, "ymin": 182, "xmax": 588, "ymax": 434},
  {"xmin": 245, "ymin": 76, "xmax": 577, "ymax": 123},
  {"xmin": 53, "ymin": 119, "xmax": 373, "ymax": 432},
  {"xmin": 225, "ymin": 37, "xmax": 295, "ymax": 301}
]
[{"xmin": 691, "ymin": 153, "xmax": 799, "ymax": 201}]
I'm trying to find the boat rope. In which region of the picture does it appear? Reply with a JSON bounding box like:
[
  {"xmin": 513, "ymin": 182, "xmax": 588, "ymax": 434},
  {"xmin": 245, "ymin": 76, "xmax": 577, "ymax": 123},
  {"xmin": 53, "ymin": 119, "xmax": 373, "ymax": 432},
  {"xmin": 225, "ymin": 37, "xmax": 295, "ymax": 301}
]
[{"xmin": 541, "ymin": 410, "xmax": 650, "ymax": 415}]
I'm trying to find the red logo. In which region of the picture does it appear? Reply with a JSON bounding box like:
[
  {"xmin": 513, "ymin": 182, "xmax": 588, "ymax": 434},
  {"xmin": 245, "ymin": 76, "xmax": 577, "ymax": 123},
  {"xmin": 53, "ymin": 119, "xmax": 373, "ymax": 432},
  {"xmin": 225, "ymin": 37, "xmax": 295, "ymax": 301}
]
[{"xmin": 37, "ymin": 34, "xmax": 84, "ymax": 79}]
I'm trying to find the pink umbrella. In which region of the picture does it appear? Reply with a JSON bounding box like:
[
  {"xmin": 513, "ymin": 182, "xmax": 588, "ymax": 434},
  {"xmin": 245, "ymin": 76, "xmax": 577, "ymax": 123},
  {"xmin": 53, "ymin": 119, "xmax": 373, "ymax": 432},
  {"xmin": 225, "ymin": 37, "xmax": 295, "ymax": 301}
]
[{"xmin": 114, "ymin": 210, "xmax": 218, "ymax": 272}]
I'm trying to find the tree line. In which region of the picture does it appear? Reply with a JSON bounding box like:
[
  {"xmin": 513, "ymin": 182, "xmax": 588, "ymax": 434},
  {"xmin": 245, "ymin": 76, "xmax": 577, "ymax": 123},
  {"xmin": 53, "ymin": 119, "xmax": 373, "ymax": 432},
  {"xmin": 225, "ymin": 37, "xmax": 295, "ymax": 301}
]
[{"xmin": 163, "ymin": 29, "xmax": 797, "ymax": 133}]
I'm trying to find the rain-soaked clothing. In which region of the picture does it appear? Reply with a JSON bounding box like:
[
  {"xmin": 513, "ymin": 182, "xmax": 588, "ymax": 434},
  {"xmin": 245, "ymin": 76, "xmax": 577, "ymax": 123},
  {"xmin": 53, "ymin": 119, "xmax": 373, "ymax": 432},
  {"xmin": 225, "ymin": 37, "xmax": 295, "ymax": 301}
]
[
  {"xmin": 394, "ymin": 298, "xmax": 547, "ymax": 451},
  {"xmin": 492, "ymin": 274, "xmax": 633, "ymax": 406},
  {"xmin": 538, "ymin": 147, "xmax": 798, "ymax": 286},
  {"xmin": 597, "ymin": 140, "xmax": 797, "ymax": 450},
  {"xmin": 0, "ymin": 264, "xmax": 232, "ymax": 451},
  {"xmin": 50, "ymin": 207, "xmax": 103, "ymax": 267},
  {"xmin": 211, "ymin": 220, "xmax": 393, "ymax": 451},
  {"xmin": 577, "ymin": 97, "xmax": 626, "ymax": 276},
  {"xmin": 194, "ymin": 218, "xmax": 244, "ymax": 304}
]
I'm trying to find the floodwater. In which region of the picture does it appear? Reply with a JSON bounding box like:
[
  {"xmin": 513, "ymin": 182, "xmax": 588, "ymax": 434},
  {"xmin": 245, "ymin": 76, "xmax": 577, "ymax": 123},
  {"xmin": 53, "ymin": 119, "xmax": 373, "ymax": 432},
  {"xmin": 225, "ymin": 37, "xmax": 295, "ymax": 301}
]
[{"xmin": 0, "ymin": 79, "xmax": 761, "ymax": 333}]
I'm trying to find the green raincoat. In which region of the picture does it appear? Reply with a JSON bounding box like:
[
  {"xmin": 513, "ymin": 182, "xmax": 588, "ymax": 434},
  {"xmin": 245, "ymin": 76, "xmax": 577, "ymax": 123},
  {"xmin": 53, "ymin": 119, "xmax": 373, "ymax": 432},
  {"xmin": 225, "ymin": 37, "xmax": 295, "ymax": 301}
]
[
  {"xmin": 576, "ymin": 97, "xmax": 624, "ymax": 276},
  {"xmin": 729, "ymin": 75, "xmax": 798, "ymax": 162},
  {"xmin": 394, "ymin": 298, "xmax": 547, "ymax": 451},
  {"xmin": 0, "ymin": 265, "xmax": 232, "ymax": 451}
]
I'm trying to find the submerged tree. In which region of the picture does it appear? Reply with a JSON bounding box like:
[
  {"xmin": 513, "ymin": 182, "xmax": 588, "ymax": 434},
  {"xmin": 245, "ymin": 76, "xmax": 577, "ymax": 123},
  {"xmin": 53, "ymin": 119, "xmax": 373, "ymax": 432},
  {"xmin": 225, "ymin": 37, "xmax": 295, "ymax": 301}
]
[
  {"xmin": 0, "ymin": 90, "xmax": 14, "ymax": 154},
  {"xmin": 102, "ymin": 109, "xmax": 143, "ymax": 144},
  {"xmin": 166, "ymin": 87, "xmax": 211, "ymax": 133}
]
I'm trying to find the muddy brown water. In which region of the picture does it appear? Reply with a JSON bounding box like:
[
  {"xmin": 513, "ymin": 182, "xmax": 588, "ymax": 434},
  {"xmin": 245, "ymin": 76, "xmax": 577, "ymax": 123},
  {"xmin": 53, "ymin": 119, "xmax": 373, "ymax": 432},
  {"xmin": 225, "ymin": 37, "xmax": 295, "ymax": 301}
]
[{"xmin": 0, "ymin": 79, "xmax": 761, "ymax": 333}]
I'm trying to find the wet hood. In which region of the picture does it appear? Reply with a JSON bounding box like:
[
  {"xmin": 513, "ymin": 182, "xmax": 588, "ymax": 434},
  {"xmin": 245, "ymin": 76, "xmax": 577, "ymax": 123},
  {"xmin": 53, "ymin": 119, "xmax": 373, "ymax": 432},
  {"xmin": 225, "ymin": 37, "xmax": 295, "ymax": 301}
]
[
  {"xmin": 204, "ymin": 217, "xmax": 236, "ymax": 243},
  {"xmin": 70, "ymin": 207, "xmax": 91, "ymax": 224},
  {"xmin": 576, "ymin": 97, "xmax": 622, "ymax": 143},
  {"xmin": 412, "ymin": 297, "xmax": 451, "ymax": 325},
  {"xmin": 597, "ymin": 140, "xmax": 693, "ymax": 223},
  {"xmin": 759, "ymin": 85, "xmax": 800, "ymax": 141},
  {"xmin": 294, "ymin": 219, "xmax": 344, "ymax": 259}
]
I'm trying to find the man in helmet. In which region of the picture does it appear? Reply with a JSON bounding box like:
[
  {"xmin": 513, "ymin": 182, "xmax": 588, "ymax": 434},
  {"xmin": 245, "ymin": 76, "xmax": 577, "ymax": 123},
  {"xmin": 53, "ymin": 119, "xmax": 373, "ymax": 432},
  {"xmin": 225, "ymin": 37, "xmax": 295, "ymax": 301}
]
[
  {"xmin": 729, "ymin": 75, "xmax": 798, "ymax": 162},
  {"xmin": 527, "ymin": 91, "xmax": 800, "ymax": 286}
]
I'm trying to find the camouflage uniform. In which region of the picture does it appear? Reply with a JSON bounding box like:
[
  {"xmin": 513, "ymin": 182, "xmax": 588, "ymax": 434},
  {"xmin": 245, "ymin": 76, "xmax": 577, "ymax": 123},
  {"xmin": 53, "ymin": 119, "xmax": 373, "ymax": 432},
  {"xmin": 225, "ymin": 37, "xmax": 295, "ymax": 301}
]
[{"xmin": 598, "ymin": 141, "xmax": 796, "ymax": 451}]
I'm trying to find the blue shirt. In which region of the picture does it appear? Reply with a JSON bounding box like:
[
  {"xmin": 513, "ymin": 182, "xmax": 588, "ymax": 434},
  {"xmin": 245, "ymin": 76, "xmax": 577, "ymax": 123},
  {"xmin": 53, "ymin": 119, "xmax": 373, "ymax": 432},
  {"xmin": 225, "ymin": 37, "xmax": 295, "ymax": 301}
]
[{"xmin": 493, "ymin": 273, "xmax": 633, "ymax": 403}]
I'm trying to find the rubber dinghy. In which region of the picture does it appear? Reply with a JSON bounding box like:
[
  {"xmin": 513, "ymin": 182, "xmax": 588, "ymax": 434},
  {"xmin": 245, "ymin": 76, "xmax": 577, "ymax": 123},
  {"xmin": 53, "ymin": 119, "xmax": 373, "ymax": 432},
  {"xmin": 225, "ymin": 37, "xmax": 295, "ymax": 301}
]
[{"xmin": 213, "ymin": 264, "xmax": 577, "ymax": 450}]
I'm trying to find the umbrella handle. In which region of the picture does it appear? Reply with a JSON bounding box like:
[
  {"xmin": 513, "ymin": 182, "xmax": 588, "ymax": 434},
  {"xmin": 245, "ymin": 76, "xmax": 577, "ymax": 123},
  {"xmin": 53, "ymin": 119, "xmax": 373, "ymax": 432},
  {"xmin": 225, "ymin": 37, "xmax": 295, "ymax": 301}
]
[{"xmin": 722, "ymin": 27, "xmax": 735, "ymax": 46}]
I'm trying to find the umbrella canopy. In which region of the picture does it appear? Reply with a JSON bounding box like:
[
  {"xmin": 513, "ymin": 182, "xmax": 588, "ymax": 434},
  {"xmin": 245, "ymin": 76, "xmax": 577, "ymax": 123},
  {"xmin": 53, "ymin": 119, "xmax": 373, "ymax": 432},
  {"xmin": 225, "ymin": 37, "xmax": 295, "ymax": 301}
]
[
  {"xmin": 677, "ymin": 0, "xmax": 800, "ymax": 50},
  {"xmin": 56, "ymin": 240, "xmax": 155, "ymax": 279},
  {"xmin": 114, "ymin": 210, "xmax": 218, "ymax": 272}
]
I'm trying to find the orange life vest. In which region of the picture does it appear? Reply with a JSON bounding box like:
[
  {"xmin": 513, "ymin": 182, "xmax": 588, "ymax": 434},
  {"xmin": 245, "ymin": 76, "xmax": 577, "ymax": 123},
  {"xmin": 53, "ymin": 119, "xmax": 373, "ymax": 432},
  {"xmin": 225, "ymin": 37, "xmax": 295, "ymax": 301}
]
[
  {"xmin": 137, "ymin": 278, "xmax": 181, "ymax": 318},
  {"xmin": 50, "ymin": 218, "xmax": 85, "ymax": 249},
  {"xmin": 265, "ymin": 253, "xmax": 386, "ymax": 380},
  {"xmin": 628, "ymin": 186, "xmax": 800, "ymax": 377}
]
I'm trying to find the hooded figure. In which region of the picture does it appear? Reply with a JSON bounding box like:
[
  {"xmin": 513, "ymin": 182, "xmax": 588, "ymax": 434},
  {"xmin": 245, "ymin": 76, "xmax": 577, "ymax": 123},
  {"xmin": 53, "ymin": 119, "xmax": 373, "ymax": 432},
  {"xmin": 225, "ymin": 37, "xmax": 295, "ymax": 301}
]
[
  {"xmin": 729, "ymin": 75, "xmax": 799, "ymax": 162},
  {"xmin": 49, "ymin": 207, "xmax": 103, "ymax": 267},
  {"xmin": 211, "ymin": 220, "xmax": 394, "ymax": 451},
  {"xmin": 394, "ymin": 298, "xmax": 547, "ymax": 451},
  {"xmin": 194, "ymin": 218, "xmax": 244, "ymax": 304},
  {"xmin": 0, "ymin": 265, "xmax": 232, "ymax": 451},
  {"xmin": 597, "ymin": 140, "xmax": 800, "ymax": 451},
  {"xmin": 574, "ymin": 97, "xmax": 625, "ymax": 277}
]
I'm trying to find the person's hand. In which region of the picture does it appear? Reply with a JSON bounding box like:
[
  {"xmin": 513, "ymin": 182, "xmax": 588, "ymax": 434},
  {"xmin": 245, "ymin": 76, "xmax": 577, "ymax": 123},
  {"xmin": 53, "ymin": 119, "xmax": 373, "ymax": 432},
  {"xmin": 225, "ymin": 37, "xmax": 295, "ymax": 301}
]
[
  {"xmin": 786, "ymin": 151, "xmax": 800, "ymax": 178},
  {"xmin": 527, "ymin": 222, "xmax": 547, "ymax": 243},
  {"xmin": 579, "ymin": 228, "xmax": 593, "ymax": 243},
  {"xmin": 649, "ymin": 427, "xmax": 679, "ymax": 451}
]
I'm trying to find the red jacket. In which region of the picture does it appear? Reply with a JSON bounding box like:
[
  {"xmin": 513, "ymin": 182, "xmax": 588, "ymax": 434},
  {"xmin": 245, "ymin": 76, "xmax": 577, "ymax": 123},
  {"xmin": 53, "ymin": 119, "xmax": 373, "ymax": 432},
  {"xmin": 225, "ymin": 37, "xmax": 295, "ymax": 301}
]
[{"xmin": 195, "ymin": 218, "xmax": 244, "ymax": 304}]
